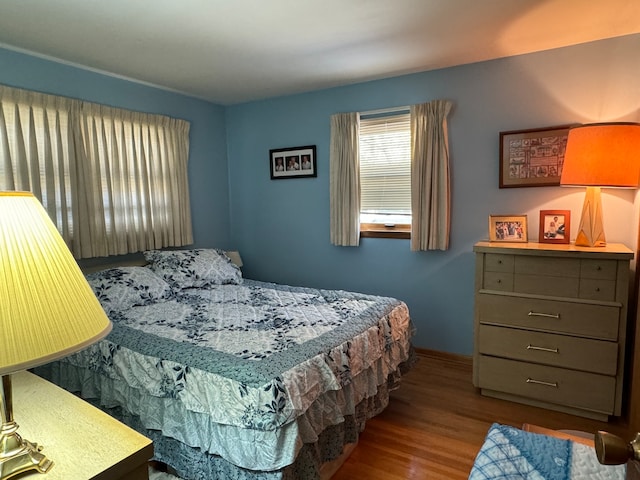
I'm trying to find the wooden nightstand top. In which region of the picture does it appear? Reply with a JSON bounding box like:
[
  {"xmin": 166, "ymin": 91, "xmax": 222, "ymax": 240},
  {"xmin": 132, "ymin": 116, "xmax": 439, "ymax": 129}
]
[{"xmin": 11, "ymin": 370, "xmax": 153, "ymax": 480}]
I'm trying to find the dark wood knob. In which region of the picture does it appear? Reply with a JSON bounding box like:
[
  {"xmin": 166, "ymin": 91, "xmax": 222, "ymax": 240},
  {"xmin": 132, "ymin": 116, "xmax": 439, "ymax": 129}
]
[{"xmin": 595, "ymin": 431, "xmax": 633, "ymax": 465}]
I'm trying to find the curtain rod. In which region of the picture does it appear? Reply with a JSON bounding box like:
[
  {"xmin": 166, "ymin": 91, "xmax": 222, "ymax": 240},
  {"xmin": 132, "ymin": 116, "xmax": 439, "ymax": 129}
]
[{"xmin": 360, "ymin": 105, "xmax": 409, "ymax": 116}]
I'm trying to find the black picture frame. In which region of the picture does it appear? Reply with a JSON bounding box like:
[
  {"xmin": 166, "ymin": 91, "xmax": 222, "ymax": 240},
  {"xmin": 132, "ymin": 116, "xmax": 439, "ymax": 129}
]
[
  {"xmin": 270, "ymin": 145, "xmax": 317, "ymax": 179},
  {"xmin": 499, "ymin": 125, "xmax": 573, "ymax": 188}
]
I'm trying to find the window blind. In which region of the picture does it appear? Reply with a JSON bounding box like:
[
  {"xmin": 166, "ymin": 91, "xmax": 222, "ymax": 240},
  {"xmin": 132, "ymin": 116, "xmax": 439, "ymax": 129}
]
[{"xmin": 359, "ymin": 112, "xmax": 411, "ymax": 216}]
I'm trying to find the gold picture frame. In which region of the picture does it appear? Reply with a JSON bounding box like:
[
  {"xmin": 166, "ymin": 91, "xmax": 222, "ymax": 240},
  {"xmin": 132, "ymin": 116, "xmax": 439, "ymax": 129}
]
[{"xmin": 489, "ymin": 215, "xmax": 528, "ymax": 242}]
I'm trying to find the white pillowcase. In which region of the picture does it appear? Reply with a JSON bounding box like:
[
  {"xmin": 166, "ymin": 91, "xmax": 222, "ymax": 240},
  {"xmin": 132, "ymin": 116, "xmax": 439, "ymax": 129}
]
[
  {"xmin": 143, "ymin": 248, "xmax": 243, "ymax": 290},
  {"xmin": 86, "ymin": 266, "xmax": 173, "ymax": 311}
]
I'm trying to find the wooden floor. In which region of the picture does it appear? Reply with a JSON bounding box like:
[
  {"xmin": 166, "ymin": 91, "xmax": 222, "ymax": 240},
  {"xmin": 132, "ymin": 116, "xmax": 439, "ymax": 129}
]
[{"xmin": 332, "ymin": 350, "xmax": 630, "ymax": 480}]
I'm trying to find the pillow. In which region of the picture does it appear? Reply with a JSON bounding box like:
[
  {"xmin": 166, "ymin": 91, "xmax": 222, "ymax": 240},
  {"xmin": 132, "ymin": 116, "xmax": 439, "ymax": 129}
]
[
  {"xmin": 143, "ymin": 248, "xmax": 243, "ymax": 289},
  {"xmin": 86, "ymin": 266, "xmax": 173, "ymax": 311}
]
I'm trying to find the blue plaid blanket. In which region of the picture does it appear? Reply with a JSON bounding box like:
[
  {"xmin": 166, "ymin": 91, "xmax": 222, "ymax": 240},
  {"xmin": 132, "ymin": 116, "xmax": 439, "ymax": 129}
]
[{"xmin": 469, "ymin": 424, "xmax": 625, "ymax": 480}]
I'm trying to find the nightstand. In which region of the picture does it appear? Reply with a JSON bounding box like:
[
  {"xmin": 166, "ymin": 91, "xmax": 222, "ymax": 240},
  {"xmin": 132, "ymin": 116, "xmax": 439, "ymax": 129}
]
[{"xmin": 11, "ymin": 370, "xmax": 153, "ymax": 480}]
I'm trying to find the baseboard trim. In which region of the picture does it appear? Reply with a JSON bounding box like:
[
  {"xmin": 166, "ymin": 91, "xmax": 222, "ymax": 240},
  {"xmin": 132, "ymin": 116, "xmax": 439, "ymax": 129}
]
[{"xmin": 415, "ymin": 347, "xmax": 472, "ymax": 366}]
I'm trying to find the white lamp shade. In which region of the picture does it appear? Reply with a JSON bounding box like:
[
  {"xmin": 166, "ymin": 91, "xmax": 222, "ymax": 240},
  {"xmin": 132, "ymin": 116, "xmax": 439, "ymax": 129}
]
[{"xmin": 0, "ymin": 191, "xmax": 112, "ymax": 375}]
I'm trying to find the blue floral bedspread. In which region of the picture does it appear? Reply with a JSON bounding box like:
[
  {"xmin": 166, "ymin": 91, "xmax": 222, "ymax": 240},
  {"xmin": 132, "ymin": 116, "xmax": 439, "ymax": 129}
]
[
  {"xmin": 42, "ymin": 279, "xmax": 413, "ymax": 472},
  {"xmin": 469, "ymin": 424, "xmax": 625, "ymax": 480}
]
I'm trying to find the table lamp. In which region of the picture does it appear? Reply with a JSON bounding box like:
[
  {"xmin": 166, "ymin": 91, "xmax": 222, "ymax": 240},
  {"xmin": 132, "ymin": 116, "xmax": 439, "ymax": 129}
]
[
  {"xmin": 560, "ymin": 122, "xmax": 640, "ymax": 247},
  {"xmin": 0, "ymin": 191, "xmax": 112, "ymax": 479}
]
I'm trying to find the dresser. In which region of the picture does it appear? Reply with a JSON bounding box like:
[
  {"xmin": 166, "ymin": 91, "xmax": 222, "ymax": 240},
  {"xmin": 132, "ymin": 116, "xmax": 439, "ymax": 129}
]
[{"xmin": 473, "ymin": 241, "xmax": 634, "ymax": 420}]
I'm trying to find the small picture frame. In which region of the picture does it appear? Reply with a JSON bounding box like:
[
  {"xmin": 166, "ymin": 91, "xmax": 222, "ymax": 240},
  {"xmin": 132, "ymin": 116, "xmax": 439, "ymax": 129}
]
[
  {"xmin": 499, "ymin": 125, "xmax": 573, "ymax": 188},
  {"xmin": 539, "ymin": 210, "xmax": 570, "ymax": 244},
  {"xmin": 270, "ymin": 145, "xmax": 317, "ymax": 179},
  {"xmin": 489, "ymin": 215, "xmax": 528, "ymax": 243}
]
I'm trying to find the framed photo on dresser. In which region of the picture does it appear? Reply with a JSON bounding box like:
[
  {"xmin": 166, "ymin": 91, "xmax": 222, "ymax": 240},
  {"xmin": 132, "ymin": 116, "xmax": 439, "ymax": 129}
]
[
  {"xmin": 488, "ymin": 215, "xmax": 528, "ymax": 242},
  {"xmin": 539, "ymin": 210, "xmax": 570, "ymax": 244}
]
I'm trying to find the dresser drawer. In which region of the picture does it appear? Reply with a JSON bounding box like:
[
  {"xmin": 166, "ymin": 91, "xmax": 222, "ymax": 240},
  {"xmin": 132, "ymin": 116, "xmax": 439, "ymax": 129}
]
[
  {"xmin": 478, "ymin": 324, "xmax": 618, "ymax": 375},
  {"xmin": 478, "ymin": 356, "xmax": 616, "ymax": 414},
  {"xmin": 485, "ymin": 254, "xmax": 514, "ymax": 273},
  {"xmin": 483, "ymin": 271, "xmax": 513, "ymax": 291},
  {"xmin": 513, "ymin": 274, "xmax": 616, "ymax": 301},
  {"xmin": 580, "ymin": 259, "xmax": 617, "ymax": 280},
  {"xmin": 579, "ymin": 278, "xmax": 617, "ymax": 301},
  {"xmin": 511, "ymin": 257, "xmax": 618, "ymax": 300},
  {"xmin": 515, "ymin": 256, "xmax": 580, "ymax": 278},
  {"xmin": 514, "ymin": 273, "xmax": 579, "ymax": 298},
  {"xmin": 477, "ymin": 293, "xmax": 620, "ymax": 340}
]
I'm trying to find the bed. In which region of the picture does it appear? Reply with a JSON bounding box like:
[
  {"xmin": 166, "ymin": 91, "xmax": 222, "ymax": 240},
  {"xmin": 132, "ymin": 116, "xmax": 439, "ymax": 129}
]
[
  {"xmin": 470, "ymin": 423, "xmax": 626, "ymax": 479},
  {"xmin": 34, "ymin": 248, "xmax": 415, "ymax": 480}
]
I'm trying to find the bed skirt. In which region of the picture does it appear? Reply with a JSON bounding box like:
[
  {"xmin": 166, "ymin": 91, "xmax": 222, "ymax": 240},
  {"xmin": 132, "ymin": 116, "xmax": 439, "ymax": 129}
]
[
  {"xmin": 102, "ymin": 401, "xmax": 361, "ymax": 480},
  {"xmin": 35, "ymin": 355, "xmax": 415, "ymax": 480}
]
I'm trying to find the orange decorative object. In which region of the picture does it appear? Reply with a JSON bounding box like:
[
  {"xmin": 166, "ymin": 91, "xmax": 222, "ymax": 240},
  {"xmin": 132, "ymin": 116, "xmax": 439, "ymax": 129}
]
[{"xmin": 560, "ymin": 123, "xmax": 640, "ymax": 247}]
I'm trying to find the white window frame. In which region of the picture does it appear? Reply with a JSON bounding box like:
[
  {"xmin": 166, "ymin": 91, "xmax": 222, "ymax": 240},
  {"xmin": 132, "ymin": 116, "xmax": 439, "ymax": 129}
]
[{"xmin": 358, "ymin": 109, "xmax": 411, "ymax": 238}]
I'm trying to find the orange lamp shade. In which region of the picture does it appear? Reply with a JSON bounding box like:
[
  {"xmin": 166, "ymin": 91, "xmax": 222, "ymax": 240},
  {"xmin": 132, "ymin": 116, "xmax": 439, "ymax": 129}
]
[{"xmin": 561, "ymin": 123, "xmax": 640, "ymax": 187}]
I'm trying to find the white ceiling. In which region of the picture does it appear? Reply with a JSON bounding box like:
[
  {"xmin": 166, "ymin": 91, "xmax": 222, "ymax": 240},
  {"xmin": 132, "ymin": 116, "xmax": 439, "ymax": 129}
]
[{"xmin": 0, "ymin": 0, "xmax": 639, "ymax": 105}]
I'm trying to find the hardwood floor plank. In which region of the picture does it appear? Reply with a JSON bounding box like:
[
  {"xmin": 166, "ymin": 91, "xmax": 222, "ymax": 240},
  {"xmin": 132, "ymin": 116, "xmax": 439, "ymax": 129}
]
[{"xmin": 333, "ymin": 350, "xmax": 629, "ymax": 479}]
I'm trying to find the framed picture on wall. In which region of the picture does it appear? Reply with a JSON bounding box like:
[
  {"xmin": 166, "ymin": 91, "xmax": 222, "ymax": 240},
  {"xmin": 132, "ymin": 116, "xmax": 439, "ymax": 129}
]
[
  {"xmin": 499, "ymin": 125, "xmax": 574, "ymax": 188},
  {"xmin": 489, "ymin": 215, "xmax": 528, "ymax": 242},
  {"xmin": 270, "ymin": 145, "xmax": 317, "ymax": 179},
  {"xmin": 539, "ymin": 210, "xmax": 570, "ymax": 244}
]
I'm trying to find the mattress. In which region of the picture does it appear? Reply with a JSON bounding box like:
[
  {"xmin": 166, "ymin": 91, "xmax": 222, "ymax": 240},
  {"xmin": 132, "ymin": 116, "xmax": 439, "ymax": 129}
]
[
  {"xmin": 470, "ymin": 423, "xmax": 626, "ymax": 480},
  {"xmin": 36, "ymin": 272, "xmax": 414, "ymax": 479}
]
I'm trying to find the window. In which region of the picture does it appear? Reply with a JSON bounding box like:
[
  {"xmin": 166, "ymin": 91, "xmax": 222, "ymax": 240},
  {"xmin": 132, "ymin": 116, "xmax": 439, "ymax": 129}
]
[
  {"xmin": 0, "ymin": 84, "xmax": 192, "ymax": 258},
  {"xmin": 359, "ymin": 111, "xmax": 411, "ymax": 238},
  {"xmin": 330, "ymin": 101, "xmax": 451, "ymax": 249}
]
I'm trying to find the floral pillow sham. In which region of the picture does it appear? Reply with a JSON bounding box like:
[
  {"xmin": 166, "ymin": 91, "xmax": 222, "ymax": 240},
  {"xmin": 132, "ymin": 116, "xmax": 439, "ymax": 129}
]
[
  {"xmin": 143, "ymin": 248, "xmax": 243, "ymax": 289},
  {"xmin": 86, "ymin": 266, "xmax": 174, "ymax": 311}
]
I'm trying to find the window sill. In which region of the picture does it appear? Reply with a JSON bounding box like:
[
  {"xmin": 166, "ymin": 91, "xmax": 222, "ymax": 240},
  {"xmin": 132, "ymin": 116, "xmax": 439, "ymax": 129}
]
[{"xmin": 360, "ymin": 223, "xmax": 411, "ymax": 239}]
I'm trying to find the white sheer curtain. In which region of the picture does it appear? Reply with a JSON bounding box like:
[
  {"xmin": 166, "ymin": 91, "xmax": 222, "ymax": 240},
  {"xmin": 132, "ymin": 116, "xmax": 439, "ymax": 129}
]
[
  {"xmin": 410, "ymin": 100, "xmax": 453, "ymax": 251},
  {"xmin": 76, "ymin": 103, "xmax": 192, "ymax": 258},
  {"xmin": 0, "ymin": 83, "xmax": 192, "ymax": 258},
  {"xmin": 0, "ymin": 87, "xmax": 76, "ymax": 241},
  {"xmin": 330, "ymin": 112, "xmax": 361, "ymax": 246}
]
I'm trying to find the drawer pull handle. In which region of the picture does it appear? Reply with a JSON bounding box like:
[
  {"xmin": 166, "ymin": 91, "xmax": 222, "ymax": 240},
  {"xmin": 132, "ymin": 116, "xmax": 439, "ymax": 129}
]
[
  {"xmin": 527, "ymin": 344, "xmax": 559, "ymax": 354},
  {"xmin": 528, "ymin": 311, "xmax": 560, "ymax": 319},
  {"xmin": 526, "ymin": 378, "xmax": 558, "ymax": 388}
]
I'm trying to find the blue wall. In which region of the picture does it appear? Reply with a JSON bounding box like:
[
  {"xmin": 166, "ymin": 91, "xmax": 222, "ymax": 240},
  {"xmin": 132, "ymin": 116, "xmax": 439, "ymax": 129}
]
[
  {"xmin": 226, "ymin": 34, "xmax": 640, "ymax": 355},
  {"xmin": 0, "ymin": 47, "xmax": 232, "ymax": 251},
  {"xmin": 2, "ymin": 35, "xmax": 640, "ymax": 356}
]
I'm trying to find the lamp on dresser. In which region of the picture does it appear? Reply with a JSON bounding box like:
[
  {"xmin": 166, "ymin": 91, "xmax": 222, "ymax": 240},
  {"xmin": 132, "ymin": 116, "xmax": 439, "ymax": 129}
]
[
  {"xmin": 0, "ymin": 191, "xmax": 112, "ymax": 480},
  {"xmin": 560, "ymin": 122, "xmax": 640, "ymax": 247}
]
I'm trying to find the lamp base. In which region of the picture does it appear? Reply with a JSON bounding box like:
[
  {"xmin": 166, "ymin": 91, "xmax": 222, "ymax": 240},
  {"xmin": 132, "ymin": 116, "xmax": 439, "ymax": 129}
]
[
  {"xmin": 0, "ymin": 421, "xmax": 52, "ymax": 480},
  {"xmin": 574, "ymin": 186, "xmax": 606, "ymax": 247},
  {"xmin": 1, "ymin": 375, "xmax": 52, "ymax": 480}
]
